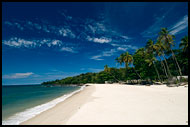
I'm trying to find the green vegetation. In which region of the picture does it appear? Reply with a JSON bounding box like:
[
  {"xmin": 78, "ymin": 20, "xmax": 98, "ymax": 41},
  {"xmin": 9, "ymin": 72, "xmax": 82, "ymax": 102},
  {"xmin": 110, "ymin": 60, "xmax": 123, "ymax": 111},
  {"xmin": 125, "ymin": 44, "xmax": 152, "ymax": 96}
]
[{"xmin": 41, "ymin": 28, "xmax": 188, "ymax": 86}]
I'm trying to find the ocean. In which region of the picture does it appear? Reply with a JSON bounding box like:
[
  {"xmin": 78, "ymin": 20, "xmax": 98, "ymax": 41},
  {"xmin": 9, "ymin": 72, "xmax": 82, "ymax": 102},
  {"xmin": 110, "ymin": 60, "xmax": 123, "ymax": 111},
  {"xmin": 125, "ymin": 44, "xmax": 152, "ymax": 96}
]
[{"xmin": 2, "ymin": 84, "xmax": 84, "ymax": 125}]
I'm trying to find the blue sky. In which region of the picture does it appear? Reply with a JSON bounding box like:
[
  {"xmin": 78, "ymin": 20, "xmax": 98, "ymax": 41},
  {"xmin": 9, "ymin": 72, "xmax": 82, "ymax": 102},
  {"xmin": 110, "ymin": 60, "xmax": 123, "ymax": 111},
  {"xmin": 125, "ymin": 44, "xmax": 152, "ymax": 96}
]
[{"xmin": 2, "ymin": 2, "xmax": 188, "ymax": 85}]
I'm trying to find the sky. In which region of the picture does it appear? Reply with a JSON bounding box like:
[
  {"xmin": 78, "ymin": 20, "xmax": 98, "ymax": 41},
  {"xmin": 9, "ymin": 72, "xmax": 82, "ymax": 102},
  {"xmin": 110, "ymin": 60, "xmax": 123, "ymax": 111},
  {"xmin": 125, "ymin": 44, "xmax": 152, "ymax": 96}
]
[{"xmin": 2, "ymin": 2, "xmax": 188, "ymax": 85}]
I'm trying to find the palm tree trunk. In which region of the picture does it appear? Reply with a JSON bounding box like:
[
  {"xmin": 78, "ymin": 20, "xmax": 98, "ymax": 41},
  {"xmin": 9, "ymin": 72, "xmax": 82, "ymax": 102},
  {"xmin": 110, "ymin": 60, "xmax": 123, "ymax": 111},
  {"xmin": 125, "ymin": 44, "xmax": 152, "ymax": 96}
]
[
  {"xmin": 125, "ymin": 64, "xmax": 128, "ymax": 82},
  {"xmin": 158, "ymin": 56, "xmax": 168, "ymax": 78},
  {"xmin": 161, "ymin": 52, "xmax": 172, "ymax": 78},
  {"xmin": 170, "ymin": 49, "xmax": 182, "ymax": 76},
  {"xmin": 153, "ymin": 62, "xmax": 161, "ymax": 82},
  {"xmin": 132, "ymin": 65, "xmax": 141, "ymax": 80},
  {"xmin": 109, "ymin": 72, "xmax": 121, "ymax": 82}
]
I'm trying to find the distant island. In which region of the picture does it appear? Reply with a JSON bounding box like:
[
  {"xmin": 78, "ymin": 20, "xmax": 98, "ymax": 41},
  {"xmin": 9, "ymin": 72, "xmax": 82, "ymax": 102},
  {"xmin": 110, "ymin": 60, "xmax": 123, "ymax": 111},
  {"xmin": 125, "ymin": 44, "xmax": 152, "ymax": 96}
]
[{"xmin": 42, "ymin": 28, "xmax": 188, "ymax": 86}]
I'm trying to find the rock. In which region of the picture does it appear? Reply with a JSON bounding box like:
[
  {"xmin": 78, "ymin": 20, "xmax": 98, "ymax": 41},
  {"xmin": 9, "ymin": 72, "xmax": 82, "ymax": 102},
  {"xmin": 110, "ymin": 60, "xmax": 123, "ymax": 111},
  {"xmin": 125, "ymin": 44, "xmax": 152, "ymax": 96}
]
[
  {"xmin": 179, "ymin": 82, "xmax": 188, "ymax": 86},
  {"xmin": 154, "ymin": 82, "xmax": 162, "ymax": 85},
  {"xmin": 167, "ymin": 84, "xmax": 179, "ymax": 87}
]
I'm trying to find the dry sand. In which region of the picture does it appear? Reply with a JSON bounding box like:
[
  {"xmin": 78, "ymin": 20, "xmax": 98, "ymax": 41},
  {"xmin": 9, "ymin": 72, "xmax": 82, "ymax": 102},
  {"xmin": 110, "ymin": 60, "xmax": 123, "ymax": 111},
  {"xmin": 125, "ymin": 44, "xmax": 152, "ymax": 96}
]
[{"xmin": 21, "ymin": 84, "xmax": 188, "ymax": 125}]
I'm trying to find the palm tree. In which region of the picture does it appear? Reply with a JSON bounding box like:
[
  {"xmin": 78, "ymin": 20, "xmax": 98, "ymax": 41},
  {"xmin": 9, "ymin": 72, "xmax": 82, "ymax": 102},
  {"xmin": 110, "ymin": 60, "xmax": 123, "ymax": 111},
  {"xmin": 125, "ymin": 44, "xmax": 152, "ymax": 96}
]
[
  {"xmin": 116, "ymin": 52, "xmax": 141, "ymax": 80},
  {"xmin": 145, "ymin": 40, "xmax": 161, "ymax": 82},
  {"xmin": 158, "ymin": 28, "xmax": 182, "ymax": 76},
  {"xmin": 115, "ymin": 53, "xmax": 125, "ymax": 66},
  {"xmin": 136, "ymin": 48, "xmax": 146, "ymax": 57},
  {"xmin": 154, "ymin": 42, "xmax": 169, "ymax": 79},
  {"xmin": 133, "ymin": 48, "xmax": 146, "ymax": 79},
  {"xmin": 123, "ymin": 52, "xmax": 141, "ymax": 80},
  {"xmin": 104, "ymin": 65, "xmax": 109, "ymax": 72},
  {"xmin": 145, "ymin": 56, "xmax": 161, "ymax": 82},
  {"xmin": 180, "ymin": 36, "xmax": 188, "ymax": 53},
  {"xmin": 123, "ymin": 52, "xmax": 133, "ymax": 69},
  {"xmin": 145, "ymin": 39, "xmax": 154, "ymax": 53},
  {"xmin": 104, "ymin": 65, "xmax": 120, "ymax": 82}
]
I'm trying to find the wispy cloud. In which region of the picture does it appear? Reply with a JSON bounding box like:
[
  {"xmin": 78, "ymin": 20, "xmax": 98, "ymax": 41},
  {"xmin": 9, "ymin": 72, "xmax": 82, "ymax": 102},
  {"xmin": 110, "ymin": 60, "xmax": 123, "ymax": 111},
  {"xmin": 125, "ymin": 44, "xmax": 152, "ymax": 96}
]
[
  {"xmin": 141, "ymin": 7, "xmax": 174, "ymax": 38},
  {"xmin": 4, "ymin": 20, "xmax": 76, "ymax": 39},
  {"xmin": 169, "ymin": 15, "xmax": 188, "ymax": 35},
  {"xmin": 4, "ymin": 21, "xmax": 24, "ymax": 31},
  {"xmin": 90, "ymin": 44, "xmax": 138, "ymax": 60},
  {"xmin": 60, "ymin": 47, "xmax": 77, "ymax": 53},
  {"xmin": 2, "ymin": 38, "xmax": 63, "ymax": 48},
  {"xmin": 90, "ymin": 55, "xmax": 104, "ymax": 61},
  {"xmin": 88, "ymin": 68, "xmax": 103, "ymax": 72},
  {"xmin": 90, "ymin": 49, "xmax": 116, "ymax": 60},
  {"xmin": 4, "ymin": 12, "xmax": 132, "ymax": 50},
  {"xmin": 3, "ymin": 72, "xmax": 34, "ymax": 79},
  {"xmin": 102, "ymin": 49, "xmax": 116, "ymax": 56},
  {"xmin": 112, "ymin": 44, "xmax": 138, "ymax": 51}
]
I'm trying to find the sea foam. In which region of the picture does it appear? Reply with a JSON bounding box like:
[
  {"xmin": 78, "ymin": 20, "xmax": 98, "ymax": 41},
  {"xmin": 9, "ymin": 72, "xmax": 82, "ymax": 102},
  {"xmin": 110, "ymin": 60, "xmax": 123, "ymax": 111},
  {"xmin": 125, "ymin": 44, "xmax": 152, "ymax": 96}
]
[{"xmin": 2, "ymin": 85, "xmax": 86, "ymax": 125}]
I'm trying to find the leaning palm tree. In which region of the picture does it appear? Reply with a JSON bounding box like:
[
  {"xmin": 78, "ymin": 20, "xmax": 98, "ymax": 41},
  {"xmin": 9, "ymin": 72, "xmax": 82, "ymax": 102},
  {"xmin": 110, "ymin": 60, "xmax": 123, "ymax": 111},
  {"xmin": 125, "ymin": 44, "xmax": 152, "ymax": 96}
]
[
  {"xmin": 136, "ymin": 48, "xmax": 146, "ymax": 57},
  {"xmin": 104, "ymin": 65, "xmax": 120, "ymax": 82},
  {"xmin": 123, "ymin": 52, "xmax": 141, "ymax": 80},
  {"xmin": 158, "ymin": 28, "xmax": 182, "ymax": 76},
  {"xmin": 154, "ymin": 42, "xmax": 169, "ymax": 79},
  {"xmin": 133, "ymin": 48, "xmax": 146, "ymax": 78},
  {"xmin": 145, "ymin": 55, "xmax": 161, "ymax": 82},
  {"xmin": 115, "ymin": 53, "xmax": 125, "ymax": 66},
  {"xmin": 145, "ymin": 40, "xmax": 161, "ymax": 82},
  {"xmin": 145, "ymin": 39, "xmax": 154, "ymax": 53},
  {"xmin": 180, "ymin": 36, "xmax": 188, "ymax": 53}
]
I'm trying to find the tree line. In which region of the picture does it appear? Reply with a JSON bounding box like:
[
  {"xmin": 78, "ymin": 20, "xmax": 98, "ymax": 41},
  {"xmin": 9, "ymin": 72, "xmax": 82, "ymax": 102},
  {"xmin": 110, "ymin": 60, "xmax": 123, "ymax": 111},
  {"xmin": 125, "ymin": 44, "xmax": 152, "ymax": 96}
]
[{"xmin": 42, "ymin": 28, "xmax": 188, "ymax": 86}]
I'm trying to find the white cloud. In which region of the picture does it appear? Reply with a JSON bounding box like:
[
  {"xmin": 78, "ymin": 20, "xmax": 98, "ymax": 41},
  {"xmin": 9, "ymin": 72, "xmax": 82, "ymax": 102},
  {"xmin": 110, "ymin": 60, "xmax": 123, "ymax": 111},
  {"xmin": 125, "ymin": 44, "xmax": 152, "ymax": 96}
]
[
  {"xmin": 90, "ymin": 49, "xmax": 116, "ymax": 60},
  {"xmin": 52, "ymin": 40, "xmax": 61, "ymax": 46},
  {"xmin": 3, "ymin": 72, "xmax": 34, "ymax": 79},
  {"xmin": 102, "ymin": 49, "xmax": 116, "ymax": 56},
  {"xmin": 60, "ymin": 47, "xmax": 77, "ymax": 53},
  {"xmin": 58, "ymin": 28, "xmax": 76, "ymax": 38},
  {"xmin": 169, "ymin": 15, "xmax": 188, "ymax": 35},
  {"xmin": 94, "ymin": 38, "xmax": 111, "ymax": 43},
  {"xmin": 90, "ymin": 44, "xmax": 138, "ymax": 60},
  {"xmin": 2, "ymin": 38, "xmax": 65, "ymax": 48},
  {"xmin": 125, "ymin": 45, "xmax": 138, "ymax": 50},
  {"xmin": 117, "ymin": 47, "xmax": 128, "ymax": 51},
  {"xmin": 87, "ymin": 36, "xmax": 112, "ymax": 43},
  {"xmin": 3, "ymin": 37, "xmax": 36, "ymax": 48},
  {"xmin": 121, "ymin": 35, "xmax": 131, "ymax": 40},
  {"xmin": 111, "ymin": 43, "xmax": 120, "ymax": 47},
  {"xmin": 83, "ymin": 16, "xmax": 132, "ymax": 43},
  {"xmin": 46, "ymin": 40, "xmax": 62, "ymax": 47},
  {"xmin": 90, "ymin": 55, "xmax": 104, "ymax": 61},
  {"xmin": 112, "ymin": 44, "xmax": 138, "ymax": 51}
]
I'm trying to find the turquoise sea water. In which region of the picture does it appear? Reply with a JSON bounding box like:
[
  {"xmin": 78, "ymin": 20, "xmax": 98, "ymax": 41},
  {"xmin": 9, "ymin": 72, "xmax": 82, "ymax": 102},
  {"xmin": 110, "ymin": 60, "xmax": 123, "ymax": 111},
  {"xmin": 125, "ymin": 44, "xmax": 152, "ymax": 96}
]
[{"xmin": 2, "ymin": 84, "xmax": 81, "ymax": 125}]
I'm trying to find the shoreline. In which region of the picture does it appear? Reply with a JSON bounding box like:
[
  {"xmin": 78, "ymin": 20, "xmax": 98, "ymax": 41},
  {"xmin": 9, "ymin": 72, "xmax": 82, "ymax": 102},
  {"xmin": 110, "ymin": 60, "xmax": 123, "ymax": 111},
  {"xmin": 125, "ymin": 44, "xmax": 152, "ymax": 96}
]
[
  {"xmin": 2, "ymin": 85, "xmax": 86, "ymax": 125},
  {"xmin": 20, "ymin": 84, "xmax": 95, "ymax": 125},
  {"xmin": 21, "ymin": 84, "xmax": 188, "ymax": 125}
]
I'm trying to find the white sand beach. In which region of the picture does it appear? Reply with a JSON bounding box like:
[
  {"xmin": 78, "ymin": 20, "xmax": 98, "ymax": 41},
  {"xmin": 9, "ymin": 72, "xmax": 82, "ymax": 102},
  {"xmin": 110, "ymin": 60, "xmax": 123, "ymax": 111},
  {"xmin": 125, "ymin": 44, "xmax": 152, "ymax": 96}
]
[{"xmin": 21, "ymin": 84, "xmax": 188, "ymax": 125}]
